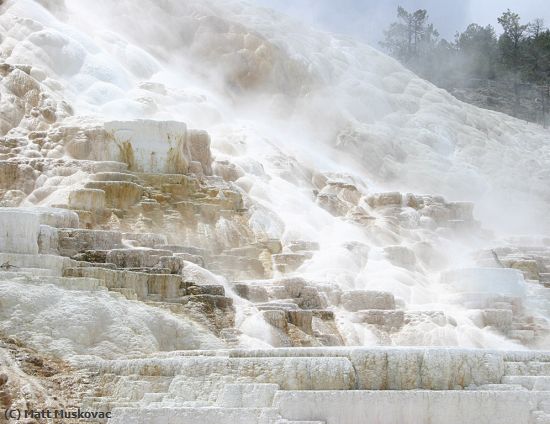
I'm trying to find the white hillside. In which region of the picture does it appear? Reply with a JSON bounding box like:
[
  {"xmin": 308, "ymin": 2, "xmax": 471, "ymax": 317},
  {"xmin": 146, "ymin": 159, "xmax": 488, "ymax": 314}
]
[{"xmin": 0, "ymin": 0, "xmax": 550, "ymax": 422}]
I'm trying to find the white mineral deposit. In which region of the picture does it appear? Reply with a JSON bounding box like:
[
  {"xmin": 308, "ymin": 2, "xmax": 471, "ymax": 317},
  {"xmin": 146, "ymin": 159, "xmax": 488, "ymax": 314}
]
[{"xmin": 0, "ymin": 0, "xmax": 549, "ymax": 423}]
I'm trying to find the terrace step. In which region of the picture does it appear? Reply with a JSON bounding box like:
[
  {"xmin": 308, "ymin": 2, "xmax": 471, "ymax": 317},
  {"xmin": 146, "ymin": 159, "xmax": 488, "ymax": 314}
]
[
  {"xmin": 109, "ymin": 407, "xmax": 280, "ymax": 424},
  {"xmin": 503, "ymin": 376, "xmax": 550, "ymax": 390},
  {"xmin": 273, "ymin": 390, "xmax": 546, "ymax": 424},
  {"xmin": 531, "ymin": 411, "xmax": 550, "ymax": 424},
  {"xmin": 505, "ymin": 361, "xmax": 550, "ymax": 376}
]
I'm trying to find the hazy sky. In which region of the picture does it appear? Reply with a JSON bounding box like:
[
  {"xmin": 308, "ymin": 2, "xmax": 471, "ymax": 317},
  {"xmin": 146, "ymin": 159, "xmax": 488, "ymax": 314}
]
[{"xmin": 253, "ymin": 0, "xmax": 550, "ymax": 45}]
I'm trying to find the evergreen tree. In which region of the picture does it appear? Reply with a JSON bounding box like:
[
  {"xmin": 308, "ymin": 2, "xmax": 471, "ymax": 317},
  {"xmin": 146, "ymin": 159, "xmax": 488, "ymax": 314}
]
[
  {"xmin": 497, "ymin": 9, "xmax": 528, "ymax": 76},
  {"xmin": 524, "ymin": 20, "xmax": 550, "ymax": 83},
  {"xmin": 381, "ymin": 8, "xmax": 548, "ymax": 85},
  {"xmin": 456, "ymin": 24, "xmax": 498, "ymax": 79},
  {"xmin": 380, "ymin": 6, "xmax": 441, "ymax": 79},
  {"xmin": 380, "ymin": 6, "xmax": 431, "ymax": 63}
]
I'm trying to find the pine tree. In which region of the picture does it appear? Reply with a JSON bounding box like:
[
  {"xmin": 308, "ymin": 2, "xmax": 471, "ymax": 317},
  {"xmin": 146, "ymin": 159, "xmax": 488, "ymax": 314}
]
[
  {"xmin": 380, "ymin": 6, "xmax": 430, "ymax": 63},
  {"xmin": 456, "ymin": 24, "xmax": 498, "ymax": 79},
  {"xmin": 380, "ymin": 6, "xmax": 441, "ymax": 79},
  {"xmin": 524, "ymin": 20, "xmax": 550, "ymax": 83},
  {"xmin": 497, "ymin": 9, "xmax": 528, "ymax": 76}
]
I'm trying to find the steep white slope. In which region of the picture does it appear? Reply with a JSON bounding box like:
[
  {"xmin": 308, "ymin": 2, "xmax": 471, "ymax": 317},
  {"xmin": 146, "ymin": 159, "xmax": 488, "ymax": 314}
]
[
  {"xmin": 2, "ymin": 0, "xmax": 548, "ymax": 234},
  {"xmin": 0, "ymin": 278, "xmax": 223, "ymax": 361},
  {"xmin": 0, "ymin": 0, "xmax": 549, "ymax": 356}
]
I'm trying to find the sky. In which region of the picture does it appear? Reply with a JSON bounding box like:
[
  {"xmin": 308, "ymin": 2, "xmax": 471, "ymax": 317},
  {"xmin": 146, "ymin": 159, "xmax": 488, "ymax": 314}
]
[{"xmin": 253, "ymin": 0, "xmax": 550, "ymax": 46}]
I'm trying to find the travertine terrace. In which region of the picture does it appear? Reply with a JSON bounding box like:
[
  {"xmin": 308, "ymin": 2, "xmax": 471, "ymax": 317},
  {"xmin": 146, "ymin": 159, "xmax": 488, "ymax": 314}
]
[{"xmin": 0, "ymin": 0, "xmax": 550, "ymax": 423}]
